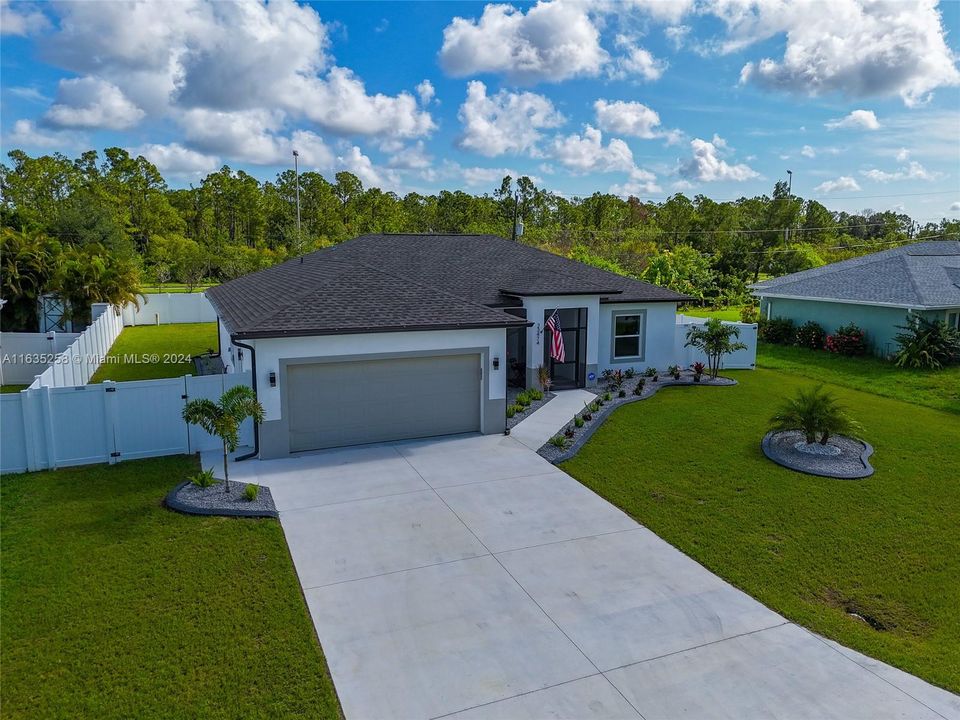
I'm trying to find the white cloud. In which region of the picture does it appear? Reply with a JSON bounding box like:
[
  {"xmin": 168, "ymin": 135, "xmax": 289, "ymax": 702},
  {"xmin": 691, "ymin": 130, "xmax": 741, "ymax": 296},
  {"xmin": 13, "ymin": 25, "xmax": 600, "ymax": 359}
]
[
  {"xmin": 672, "ymin": 179, "xmax": 695, "ymax": 191},
  {"xmin": 610, "ymin": 35, "xmax": 667, "ymax": 81},
  {"xmin": 337, "ymin": 145, "xmax": 395, "ymax": 188},
  {"xmin": 801, "ymin": 145, "xmax": 816, "ymax": 158},
  {"xmin": 861, "ymin": 161, "xmax": 941, "ymax": 183},
  {"xmin": 949, "ymin": 201, "xmax": 960, "ymax": 212},
  {"xmin": 619, "ymin": 0, "xmax": 695, "ymax": 24},
  {"xmin": 461, "ymin": 166, "xmax": 523, "ymax": 187},
  {"xmin": 439, "ymin": 1, "xmax": 608, "ymax": 84},
  {"xmin": 129, "ymin": 143, "xmax": 220, "ymax": 178},
  {"xmin": 43, "ymin": 76, "xmax": 144, "ymax": 130},
  {"xmin": 457, "ymin": 81, "xmax": 565, "ymax": 157},
  {"xmin": 720, "ymin": 0, "xmax": 960, "ymax": 106},
  {"xmin": 679, "ymin": 136, "xmax": 759, "ymax": 182},
  {"xmin": 825, "ymin": 109, "xmax": 880, "ymax": 131},
  {"xmin": 0, "ymin": 0, "xmax": 49, "ymax": 36},
  {"xmin": 895, "ymin": 148, "xmax": 910, "ymax": 162},
  {"xmin": 3, "ymin": 119, "xmax": 84, "ymax": 150},
  {"xmin": 387, "ymin": 141, "xmax": 432, "ymax": 170},
  {"xmin": 593, "ymin": 99, "xmax": 662, "ymax": 139},
  {"xmin": 7, "ymin": 86, "xmax": 50, "ymax": 103},
  {"xmin": 664, "ymin": 24, "xmax": 691, "ymax": 49},
  {"xmin": 609, "ymin": 178, "xmax": 662, "ymax": 198},
  {"xmin": 416, "ymin": 80, "xmax": 435, "ymax": 105},
  {"xmin": 814, "ymin": 176, "xmax": 862, "ymax": 193},
  {"xmin": 546, "ymin": 125, "xmax": 635, "ymax": 174}
]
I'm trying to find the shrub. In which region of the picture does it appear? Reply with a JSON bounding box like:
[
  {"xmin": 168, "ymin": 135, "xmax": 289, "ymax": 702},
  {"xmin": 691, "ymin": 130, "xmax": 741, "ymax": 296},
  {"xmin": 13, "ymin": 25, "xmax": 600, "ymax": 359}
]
[
  {"xmin": 581, "ymin": 401, "xmax": 593, "ymax": 420},
  {"xmin": 692, "ymin": 361, "xmax": 705, "ymax": 376},
  {"xmin": 643, "ymin": 367, "xmax": 658, "ymax": 377},
  {"xmin": 770, "ymin": 385, "xmax": 862, "ymax": 445},
  {"xmin": 508, "ymin": 403, "xmax": 525, "ymax": 415},
  {"xmin": 602, "ymin": 391, "xmax": 612, "ymax": 402},
  {"xmin": 740, "ymin": 305, "xmax": 761, "ymax": 324},
  {"xmin": 618, "ymin": 389, "xmax": 626, "ymax": 398},
  {"xmin": 516, "ymin": 392, "xmax": 532, "ymax": 407},
  {"xmin": 242, "ymin": 483, "xmax": 260, "ymax": 502},
  {"xmin": 794, "ymin": 321, "xmax": 826, "ymax": 350},
  {"xmin": 667, "ymin": 364, "xmax": 681, "ymax": 378},
  {"xmin": 684, "ymin": 317, "xmax": 747, "ymax": 379},
  {"xmin": 589, "ymin": 401, "xmax": 600, "ymax": 413},
  {"xmin": 633, "ymin": 379, "xmax": 645, "ymax": 395},
  {"xmin": 758, "ymin": 317, "xmax": 795, "ymax": 344},
  {"xmin": 624, "ymin": 367, "xmax": 636, "ymax": 379},
  {"xmin": 536, "ymin": 364, "xmax": 551, "ymax": 391},
  {"xmin": 548, "ymin": 435, "xmax": 567, "ymax": 448},
  {"xmin": 825, "ymin": 323, "xmax": 867, "ymax": 356},
  {"xmin": 189, "ymin": 467, "xmax": 218, "ymax": 488},
  {"xmin": 574, "ymin": 415, "xmax": 585, "ymax": 428},
  {"xmin": 564, "ymin": 424, "xmax": 575, "ymax": 439},
  {"xmin": 528, "ymin": 388, "xmax": 544, "ymax": 401},
  {"xmin": 506, "ymin": 405, "xmax": 516, "ymax": 419},
  {"xmin": 894, "ymin": 315, "xmax": 960, "ymax": 369}
]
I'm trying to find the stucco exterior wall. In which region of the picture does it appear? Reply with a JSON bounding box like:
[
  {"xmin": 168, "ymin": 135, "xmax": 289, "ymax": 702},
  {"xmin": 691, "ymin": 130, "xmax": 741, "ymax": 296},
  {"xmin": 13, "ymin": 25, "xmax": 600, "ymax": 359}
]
[
  {"xmin": 757, "ymin": 297, "xmax": 933, "ymax": 357},
  {"xmin": 521, "ymin": 295, "xmax": 601, "ymax": 386},
  {"xmin": 598, "ymin": 302, "xmax": 678, "ymax": 373}
]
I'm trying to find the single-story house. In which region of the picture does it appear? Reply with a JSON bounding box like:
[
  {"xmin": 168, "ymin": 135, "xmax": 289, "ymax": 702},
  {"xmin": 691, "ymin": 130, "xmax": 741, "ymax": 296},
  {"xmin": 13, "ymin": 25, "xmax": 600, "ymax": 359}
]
[
  {"xmin": 751, "ymin": 240, "xmax": 960, "ymax": 357},
  {"xmin": 207, "ymin": 233, "xmax": 687, "ymax": 458}
]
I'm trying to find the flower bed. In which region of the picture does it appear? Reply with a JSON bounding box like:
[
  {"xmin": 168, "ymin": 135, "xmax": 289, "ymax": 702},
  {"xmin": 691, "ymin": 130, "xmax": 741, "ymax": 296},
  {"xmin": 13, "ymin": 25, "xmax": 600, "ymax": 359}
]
[
  {"xmin": 538, "ymin": 370, "xmax": 736, "ymax": 463},
  {"xmin": 761, "ymin": 430, "xmax": 874, "ymax": 479},
  {"xmin": 506, "ymin": 387, "xmax": 555, "ymax": 430},
  {"xmin": 165, "ymin": 479, "xmax": 278, "ymax": 518}
]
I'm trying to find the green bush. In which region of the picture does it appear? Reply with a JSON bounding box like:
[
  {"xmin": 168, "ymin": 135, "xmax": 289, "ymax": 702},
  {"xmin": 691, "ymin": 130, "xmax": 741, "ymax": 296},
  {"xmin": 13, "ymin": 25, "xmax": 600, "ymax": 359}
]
[
  {"xmin": 516, "ymin": 391, "xmax": 532, "ymax": 407},
  {"xmin": 548, "ymin": 435, "xmax": 567, "ymax": 448},
  {"xmin": 770, "ymin": 385, "xmax": 862, "ymax": 445},
  {"xmin": 589, "ymin": 401, "xmax": 600, "ymax": 413},
  {"xmin": 508, "ymin": 403, "xmax": 525, "ymax": 415},
  {"xmin": 602, "ymin": 391, "xmax": 612, "ymax": 402},
  {"xmin": 528, "ymin": 388, "xmax": 544, "ymax": 401},
  {"xmin": 242, "ymin": 484, "xmax": 260, "ymax": 502},
  {"xmin": 624, "ymin": 367, "xmax": 636, "ymax": 379},
  {"xmin": 759, "ymin": 317, "xmax": 795, "ymax": 344},
  {"xmin": 506, "ymin": 405, "xmax": 516, "ymax": 419},
  {"xmin": 794, "ymin": 321, "xmax": 826, "ymax": 350},
  {"xmin": 189, "ymin": 467, "xmax": 218, "ymax": 488},
  {"xmin": 894, "ymin": 315, "xmax": 960, "ymax": 369},
  {"xmin": 643, "ymin": 367, "xmax": 658, "ymax": 377},
  {"xmin": 740, "ymin": 305, "xmax": 761, "ymax": 324},
  {"xmin": 574, "ymin": 415, "xmax": 585, "ymax": 428}
]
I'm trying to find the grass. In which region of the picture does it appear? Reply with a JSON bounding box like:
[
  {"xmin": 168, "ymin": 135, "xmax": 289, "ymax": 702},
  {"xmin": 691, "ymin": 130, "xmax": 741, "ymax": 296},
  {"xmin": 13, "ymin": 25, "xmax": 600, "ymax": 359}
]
[
  {"xmin": 679, "ymin": 305, "xmax": 744, "ymax": 322},
  {"xmin": 561, "ymin": 370, "xmax": 960, "ymax": 693},
  {"xmin": 90, "ymin": 323, "xmax": 219, "ymax": 383},
  {"xmin": 1, "ymin": 384, "xmax": 28, "ymax": 393},
  {"xmin": 144, "ymin": 283, "xmax": 217, "ymax": 294},
  {"xmin": 1, "ymin": 455, "xmax": 342, "ymax": 719},
  {"xmin": 758, "ymin": 343, "xmax": 960, "ymax": 415}
]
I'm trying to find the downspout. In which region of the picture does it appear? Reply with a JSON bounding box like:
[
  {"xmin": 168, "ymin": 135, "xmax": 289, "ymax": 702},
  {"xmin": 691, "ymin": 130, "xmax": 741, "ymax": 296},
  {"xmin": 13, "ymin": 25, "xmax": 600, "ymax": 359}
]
[{"xmin": 232, "ymin": 336, "xmax": 259, "ymax": 461}]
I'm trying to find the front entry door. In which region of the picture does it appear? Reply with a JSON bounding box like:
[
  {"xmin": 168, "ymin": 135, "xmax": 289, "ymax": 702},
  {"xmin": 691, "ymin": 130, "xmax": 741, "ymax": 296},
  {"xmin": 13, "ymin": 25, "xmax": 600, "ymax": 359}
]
[{"xmin": 543, "ymin": 308, "xmax": 587, "ymax": 389}]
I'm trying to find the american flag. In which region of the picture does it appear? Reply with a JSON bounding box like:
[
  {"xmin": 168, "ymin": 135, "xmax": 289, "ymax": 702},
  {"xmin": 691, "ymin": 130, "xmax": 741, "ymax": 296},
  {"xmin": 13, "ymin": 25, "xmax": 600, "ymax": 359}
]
[{"xmin": 545, "ymin": 310, "xmax": 565, "ymax": 363}]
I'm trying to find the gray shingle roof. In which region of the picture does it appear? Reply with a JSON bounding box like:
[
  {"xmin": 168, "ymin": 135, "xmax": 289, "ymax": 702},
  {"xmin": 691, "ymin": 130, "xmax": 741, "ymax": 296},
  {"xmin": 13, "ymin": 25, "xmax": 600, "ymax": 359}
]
[
  {"xmin": 751, "ymin": 240, "xmax": 960, "ymax": 308},
  {"xmin": 209, "ymin": 233, "xmax": 686, "ymax": 338}
]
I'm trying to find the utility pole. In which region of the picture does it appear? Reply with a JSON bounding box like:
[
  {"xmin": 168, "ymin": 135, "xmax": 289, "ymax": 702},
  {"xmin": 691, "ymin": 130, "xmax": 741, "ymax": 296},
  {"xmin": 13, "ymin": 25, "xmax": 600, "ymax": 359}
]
[
  {"xmin": 785, "ymin": 170, "xmax": 793, "ymax": 245},
  {"xmin": 511, "ymin": 190, "xmax": 524, "ymax": 241},
  {"xmin": 293, "ymin": 150, "xmax": 302, "ymax": 252}
]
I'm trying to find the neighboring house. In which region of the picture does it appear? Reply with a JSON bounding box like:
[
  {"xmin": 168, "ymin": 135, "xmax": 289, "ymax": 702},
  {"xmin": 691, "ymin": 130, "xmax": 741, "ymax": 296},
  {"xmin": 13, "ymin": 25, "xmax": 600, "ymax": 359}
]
[
  {"xmin": 207, "ymin": 233, "xmax": 687, "ymax": 457},
  {"xmin": 751, "ymin": 240, "xmax": 960, "ymax": 357}
]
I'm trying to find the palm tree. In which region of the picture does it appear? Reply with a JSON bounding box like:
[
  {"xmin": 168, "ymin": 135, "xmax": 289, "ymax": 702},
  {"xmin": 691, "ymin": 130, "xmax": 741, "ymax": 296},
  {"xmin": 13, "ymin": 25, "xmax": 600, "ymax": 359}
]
[
  {"xmin": 182, "ymin": 385, "xmax": 264, "ymax": 491},
  {"xmin": 684, "ymin": 317, "xmax": 747, "ymax": 379},
  {"xmin": 770, "ymin": 385, "xmax": 862, "ymax": 445}
]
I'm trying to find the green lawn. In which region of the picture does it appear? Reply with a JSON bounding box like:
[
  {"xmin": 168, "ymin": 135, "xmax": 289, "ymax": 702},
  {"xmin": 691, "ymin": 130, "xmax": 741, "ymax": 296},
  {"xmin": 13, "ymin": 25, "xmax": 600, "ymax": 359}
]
[
  {"xmin": 680, "ymin": 305, "xmax": 744, "ymax": 322},
  {"xmin": 1, "ymin": 384, "xmax": 28, "ymax": 393},
  {"xmin": 90, "ymin": 323, "xmax": 219, "ymax": 383},
  {"xmin": 144, "ymin": 283, "xmax": 216, "ymax": 294},
  {"xmin": 561, "ymin": 370, "xmax": 960, "ymax": 693},
  {"xmin": 758, "ymin": 343, "xmax": 960, "ymax": 415},
  {"xmin": 0, "ymin": 456, "xmax": 342, "ymax": 720}
]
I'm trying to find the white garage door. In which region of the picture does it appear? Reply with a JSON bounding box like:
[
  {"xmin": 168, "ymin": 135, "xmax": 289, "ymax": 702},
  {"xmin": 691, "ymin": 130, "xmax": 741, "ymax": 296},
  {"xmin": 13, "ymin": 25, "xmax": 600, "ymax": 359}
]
[{"xmin": 286, "ymin": 354, "xmax": 481, "ymax": 452}]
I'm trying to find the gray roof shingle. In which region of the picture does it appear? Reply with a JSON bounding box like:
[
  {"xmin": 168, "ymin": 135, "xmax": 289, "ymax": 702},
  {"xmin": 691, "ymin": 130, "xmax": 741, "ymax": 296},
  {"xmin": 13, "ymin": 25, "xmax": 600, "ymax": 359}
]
[
  {"xmin": 208, "ymin": 233, "xmax": 686, "ymax": 338},
  {"xmin": 751, "ymin": 240, "xmax": 960, "ymax": 308}
]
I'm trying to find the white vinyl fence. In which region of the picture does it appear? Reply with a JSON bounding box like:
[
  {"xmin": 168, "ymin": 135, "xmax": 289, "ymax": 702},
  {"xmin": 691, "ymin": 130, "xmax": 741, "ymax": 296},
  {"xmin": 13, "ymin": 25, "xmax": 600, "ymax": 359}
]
[
  {"xmin": 0, "ymin": 331, "xmax": 80, "ymax": 385},
  {"xmin": 122, "ymin": 292, "xmax": 217, "ymax": 325},
  {"xmin": 675, "ymin": 315, "xmax": 758, "ymax": 370},
  {"xmin": 28, "ymin": 303, "xmax": 124, "ymax": 389},
  {"xmin": 1, "ymin": 371, "xmax": 253, "ymax": 474}
]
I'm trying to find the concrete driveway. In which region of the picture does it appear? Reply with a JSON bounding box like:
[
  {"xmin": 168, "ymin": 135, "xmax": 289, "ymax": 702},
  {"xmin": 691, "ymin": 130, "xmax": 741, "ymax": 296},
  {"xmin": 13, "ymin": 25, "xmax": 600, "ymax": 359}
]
[{"xmin": 220, "ymin": 434, "xmax": 958, "ymax": 720}]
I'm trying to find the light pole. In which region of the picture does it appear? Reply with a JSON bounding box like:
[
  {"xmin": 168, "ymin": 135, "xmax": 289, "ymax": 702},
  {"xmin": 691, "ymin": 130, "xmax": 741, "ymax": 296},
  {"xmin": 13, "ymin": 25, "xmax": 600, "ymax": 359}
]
[
  {"xmin": 786, "ymin": 169, "xmax": 793, "ymax": 196},
  {"xmin": 293, "ymin": 150, "xmax": 301, "ymax": 251}
]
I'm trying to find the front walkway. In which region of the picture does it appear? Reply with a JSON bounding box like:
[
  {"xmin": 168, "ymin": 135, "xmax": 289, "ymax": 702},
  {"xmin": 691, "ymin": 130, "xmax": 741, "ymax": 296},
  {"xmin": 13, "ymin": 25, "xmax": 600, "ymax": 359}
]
[
  {"xmin": 206, "ymin": 436, "xmax": 959, "ymax": 720},
  {"xmin": 509, "ymin": 388, "xmax": 595, "ymax": 450}
]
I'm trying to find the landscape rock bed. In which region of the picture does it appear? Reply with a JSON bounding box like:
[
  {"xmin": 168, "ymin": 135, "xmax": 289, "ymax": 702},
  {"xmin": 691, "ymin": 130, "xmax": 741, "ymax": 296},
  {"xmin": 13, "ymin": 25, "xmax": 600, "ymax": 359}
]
[
  {"xmin": 538, "ymin": 372, "xmax": 736, "ymax": 464},
  {"xmin": 506, "ymin": 389, "xmax": 556, "ymax": 431},
  {"xmin": 762, "ymin": 430, "xmax": 874, "ymax": 479},
  {"xmin": 165, "ymin": 480, "xmax": 278, "ymax": 518}
]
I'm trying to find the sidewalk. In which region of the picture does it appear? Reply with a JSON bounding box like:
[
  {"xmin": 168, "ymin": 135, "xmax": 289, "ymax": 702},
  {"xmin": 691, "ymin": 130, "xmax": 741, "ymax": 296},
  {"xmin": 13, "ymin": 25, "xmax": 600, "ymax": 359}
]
[{"xmin": 509, "ymin": 388, "xmax": 596, "ymax": 450}]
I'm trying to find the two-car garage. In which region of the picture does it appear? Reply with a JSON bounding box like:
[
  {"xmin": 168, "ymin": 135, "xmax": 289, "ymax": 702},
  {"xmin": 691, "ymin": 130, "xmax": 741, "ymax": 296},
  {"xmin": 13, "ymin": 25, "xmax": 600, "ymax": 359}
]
[{"xmin": 285, "ymin": 353, "xmax": 482, "ymax": 452}]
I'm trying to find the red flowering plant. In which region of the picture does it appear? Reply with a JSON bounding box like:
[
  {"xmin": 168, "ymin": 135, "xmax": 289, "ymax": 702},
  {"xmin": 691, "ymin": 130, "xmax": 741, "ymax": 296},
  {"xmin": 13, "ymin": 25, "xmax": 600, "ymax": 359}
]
[
  {"xmin": 825, "ymin": 323, "xmax": 867, "ymax": 356},
  {"xmin": 692, "ymin": 361, "xmax": 706, "ymax": 381}
]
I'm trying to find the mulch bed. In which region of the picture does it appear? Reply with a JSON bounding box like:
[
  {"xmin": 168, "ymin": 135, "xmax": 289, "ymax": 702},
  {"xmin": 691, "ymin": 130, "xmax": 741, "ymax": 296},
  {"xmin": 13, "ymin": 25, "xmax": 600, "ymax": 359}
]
[
  {"xmin": 538, "ymin": 371, "xmax": 737, "ymax": 463},
  {"xmin": 165, "ymin": 479, "xmax": 278, "ymax": 518},
  {"xmin": 506, "ymin": 389, "xmax": 556, "ymax": 431},
  {"xmin": 761, "ymin": 430, "xmax": 874, "ymax": 479}
]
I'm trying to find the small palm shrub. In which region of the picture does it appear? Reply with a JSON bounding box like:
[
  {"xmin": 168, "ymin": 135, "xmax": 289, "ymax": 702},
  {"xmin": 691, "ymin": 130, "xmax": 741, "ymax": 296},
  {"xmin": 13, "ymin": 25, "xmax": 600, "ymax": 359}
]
[
  {"xmin": 624, "ymin": 367, "xmax": 636, "ymax": 379},
  {"xmin": 894, "ymin": 315, "xmax": 960, "ymax": 369},
  {"xmin": 825, "ymin": 323, "xmax": 866, "ymax": 356},
  {"xmin": 794, "ymin": 321, "xmax": 825, "ymax": 350},
  {"xmin": 506, "ymin": 405, "xmax": 516, "ymax": 419},
  {"xmin": 770, "ymin": 385, "xmax": 862, "ymax": 445},
  {"xmin": 643, "ymin": 367, "xmax": 658, "ymax": 377},
  {"xmin": 190, "ymin": 467, "xmax": 218, "ymax": 488},
  {"xmin": 759, "ymin": 317, "xmax": 795, "ymax": 344},
  {"xmin": 574, "ymin": 415, "xmax": 585, "ymax": 428},
  {"xmin": 602, "ymin": 391, "xmax": 612, "ymax": 402},
  {"xmin": 528, "ymin": 388, "xmax": 544, "ymax": 401},
  {"xmin": 548, "ymin": 434, "xmax": 567, "ymax": 448},
  {"xmin": 242, "ymin": 483, "xmax": 260, "ymax": 502},
  {"xmin": 633, "ymin": 379, "xmax": 645, "ymax": 395},
  {"xmin": 508, "ymin": 403, "xmax": 524, "ymax": 415},
  {"xmin": 589, "ymin": 400, "xmax": 600, "ymax": 413},
  {"xmin": 516, "ymin": 391, "xmax": 532, "ymax": 407}
]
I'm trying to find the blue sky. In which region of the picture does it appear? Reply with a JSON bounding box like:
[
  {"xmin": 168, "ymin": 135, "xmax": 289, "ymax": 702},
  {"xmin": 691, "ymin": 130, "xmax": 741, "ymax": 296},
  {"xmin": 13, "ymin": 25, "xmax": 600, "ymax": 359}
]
[{"xmin": 2, "ymin": 0, "xmax": 959, "ymax": 220}]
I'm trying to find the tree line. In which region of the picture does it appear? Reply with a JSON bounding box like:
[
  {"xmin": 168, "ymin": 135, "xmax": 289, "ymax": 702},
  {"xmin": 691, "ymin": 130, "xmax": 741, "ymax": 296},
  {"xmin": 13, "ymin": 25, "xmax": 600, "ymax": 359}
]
[{"xmin": 2, "ymin": 147, "xmax": 956, "ymax": 331}]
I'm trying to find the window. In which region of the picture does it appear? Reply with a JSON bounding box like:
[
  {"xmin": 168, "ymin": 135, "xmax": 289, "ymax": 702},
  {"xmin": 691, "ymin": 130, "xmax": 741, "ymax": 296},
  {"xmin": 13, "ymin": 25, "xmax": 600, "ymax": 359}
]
[
  {"xmin": 612, "ymin": 311, "xmax": 645, "ymax": 360},
  {"xmin": 947, "ymin": 311, "xmax": 960, "ymax": 331}
]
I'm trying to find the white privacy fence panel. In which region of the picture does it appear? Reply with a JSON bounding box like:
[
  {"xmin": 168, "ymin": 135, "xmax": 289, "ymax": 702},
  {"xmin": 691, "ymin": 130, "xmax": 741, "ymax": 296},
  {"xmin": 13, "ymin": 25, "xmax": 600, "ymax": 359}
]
[
  {"xmin": 1, "ymin": 371, "xmax": 252, "ymax": 474},
  {"xmin": 0, "ymin": 331, "xmax": 80, "ymax": 384},
  {"xmin": 674, "ymin": 315, "xmax": 758, "ymax": 370},
  {"xmin": 29, "ymin": 303, "xmax": 124, "ymax": 389},
  {"xmin": 122, "ymin": 293, "xmax": 217, "ymax": 326}
]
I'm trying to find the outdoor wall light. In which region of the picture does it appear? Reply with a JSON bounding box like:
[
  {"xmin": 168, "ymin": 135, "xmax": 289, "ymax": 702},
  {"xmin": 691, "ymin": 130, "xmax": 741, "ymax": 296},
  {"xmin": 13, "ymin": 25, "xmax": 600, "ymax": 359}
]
[
  {"xmin": 492, "ymin": 357, "xmax": 500, "ymax": 370},
  {"xmin": 268, "ymin": 371, "xmax": 277, "ymax": 387}
]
